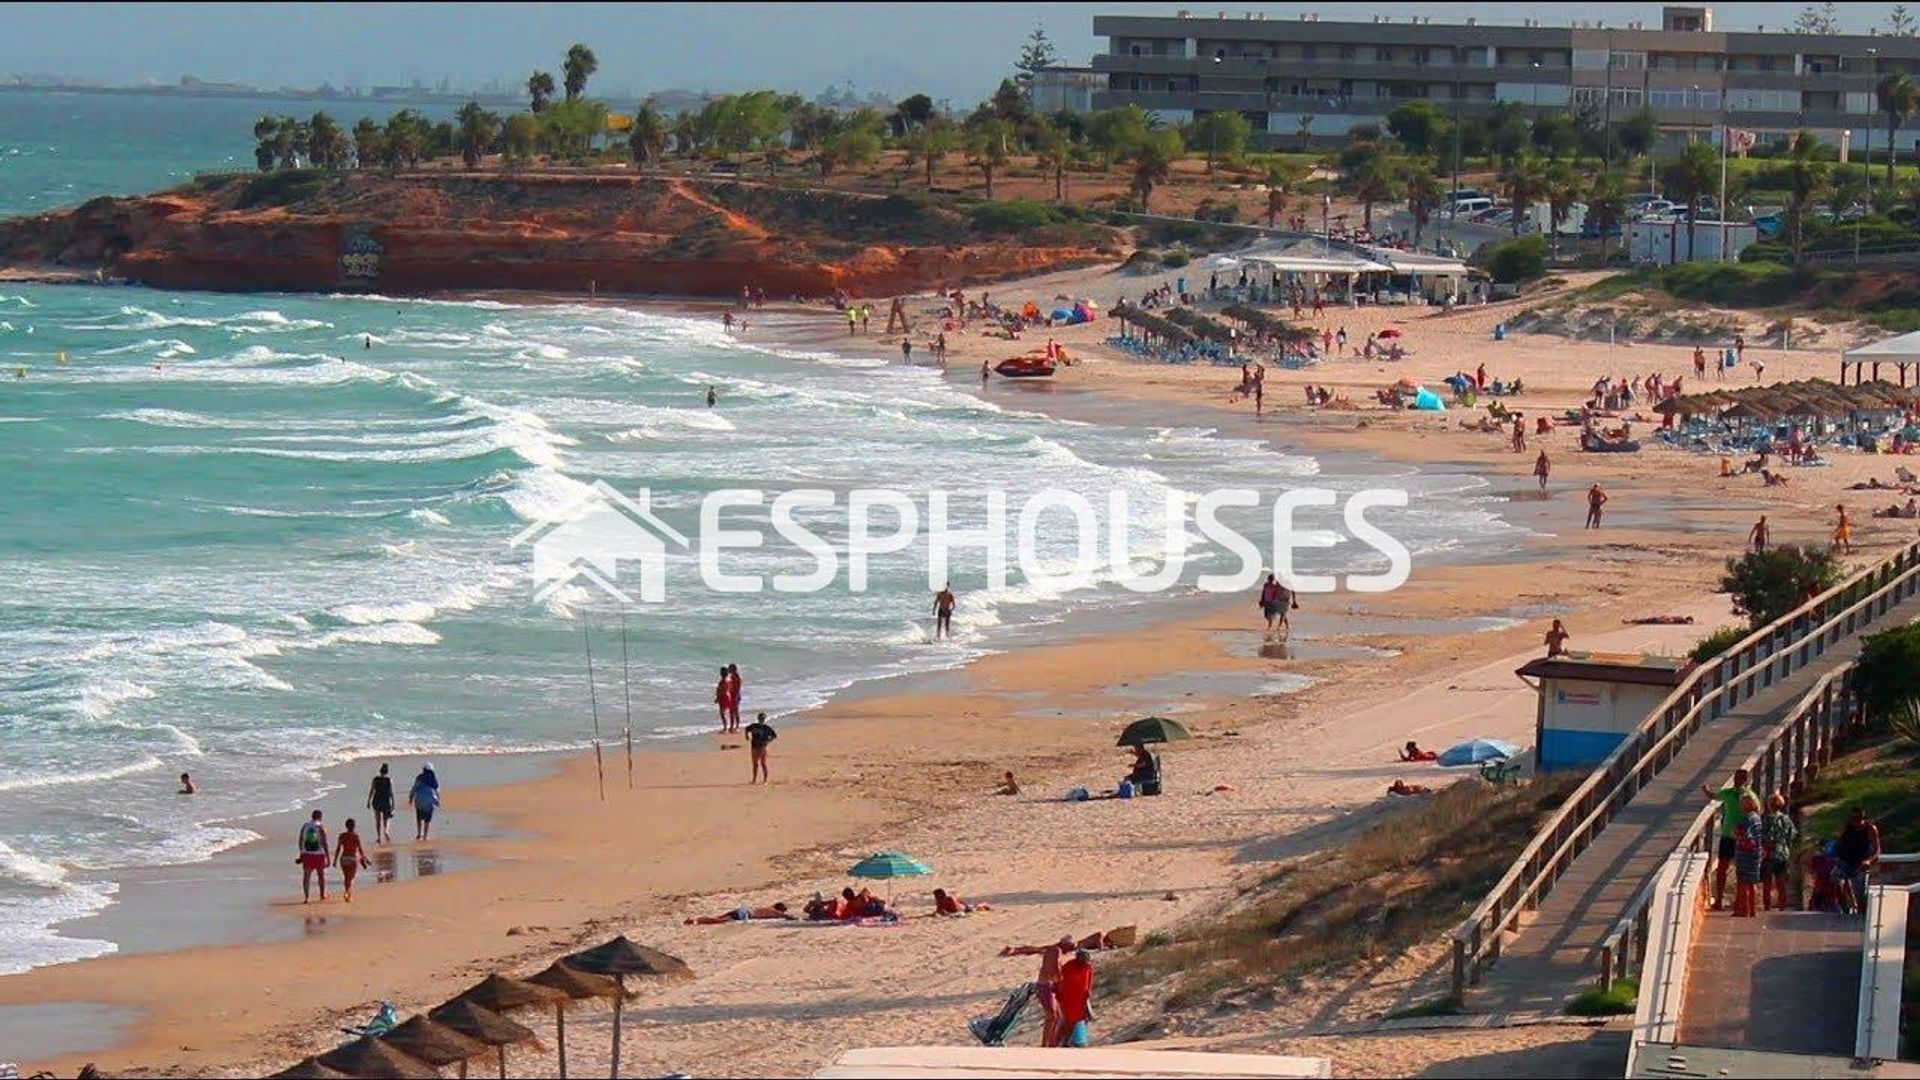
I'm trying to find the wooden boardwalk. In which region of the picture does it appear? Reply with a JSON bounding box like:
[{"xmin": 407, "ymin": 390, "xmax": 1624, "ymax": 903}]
[{"xmin": 1466, "ymin": 592, "xmax": 1920, "ymax": 1016}]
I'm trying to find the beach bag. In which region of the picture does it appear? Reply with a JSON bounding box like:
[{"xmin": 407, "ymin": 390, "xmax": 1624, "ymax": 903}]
[
  {"xmin": 1068, "ymin": 1020, "xmax": 1091, "ymax": 1047},
  {"xmin": 1117, "ymin": 779, "xmax": 1134, "ymax": 799},
  {"xmin": 1066, "ymin": 787, "xmax": 1090, "ymax": 802}
]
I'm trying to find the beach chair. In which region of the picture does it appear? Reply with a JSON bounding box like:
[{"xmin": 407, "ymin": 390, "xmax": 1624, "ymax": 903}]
[
  {"xmin": 1898, "ymin": 466, "xmax": 1918, "ymax": 485},
  {"xmin": 340, "ymin": 1001, "xmax": 398, "ymax": 1038},
  {"xmin": 1478, "ymin": 758, "xmax": 1522, "ymax": 787},
  {"xmin": 968, "ymin": 981, "xmax": 1037, "ymax": 1047}
]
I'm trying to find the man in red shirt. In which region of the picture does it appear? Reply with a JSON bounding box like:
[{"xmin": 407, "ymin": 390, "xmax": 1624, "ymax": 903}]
[{"xmin": 1055, "ymin": 949, "xmax": 1095, "ymax": 1048}]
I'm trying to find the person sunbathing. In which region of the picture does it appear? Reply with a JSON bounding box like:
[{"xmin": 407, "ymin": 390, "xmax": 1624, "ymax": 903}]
[
  {"xmin": 934, "ymin": 888, "xmax": 993, "ymax": 916},
  {"xmin": 803, "ymin": 892, "xmax": 839, "ymax": 920},
  {"xmin": 840, "ymin": 886, "xmax": 894, "ymax": 919},
  {"xmin": 1387, "ymin": 779, "xmax": 1431, "ymax": 796},
  {"xmin": 1000, "ymin": 930, "xmax": 1116, "ymax": 956},
  {"xmin": 1762, "ymin": 469, "xmax": 1790, "ymax": 487},
  {"xmin": 685, "ymin": 901, "xmax": 793, "ymax": 925},
  {"xmin": 1398, "ymin": 740, "xmax": 1438, "ymax": 762}
]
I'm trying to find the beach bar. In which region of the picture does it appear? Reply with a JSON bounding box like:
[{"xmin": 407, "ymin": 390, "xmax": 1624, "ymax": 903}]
[{"xmin": 1516, "ymin": 651, "xmax": 1695, "ymax": 772}]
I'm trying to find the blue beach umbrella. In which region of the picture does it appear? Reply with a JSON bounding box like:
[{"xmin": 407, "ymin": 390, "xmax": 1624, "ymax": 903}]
[{"xmin": 1438, "ymin": 737, "xmax": 1521, "ymax": 767}]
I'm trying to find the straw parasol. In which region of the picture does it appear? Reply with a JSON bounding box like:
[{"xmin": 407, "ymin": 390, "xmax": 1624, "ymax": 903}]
[
  {"xmin": 428, "ymin": 998, "xmax": 540, "ymax": 1080},
  {"xmin": 313, "ymin": 1036, "xmax": 440, "ymax": 1080},
  {"xmin": 380, "ymin": 1015, "xmax": 491, "ymax": 1079},
  {"xmin": 267, "ymin": 1060, "xmax": 353, "ymax": 1080},
  {"xmin": 454, "ymin": 973, "xmax": 566, "ymax": 1014},
  {"xmin": 527, "ymin": 961, "xmax": 627, "ymax": 1080},
  {"xmin": 564, "ymin": 936, "xmax": 693, "ymax": 1078}
]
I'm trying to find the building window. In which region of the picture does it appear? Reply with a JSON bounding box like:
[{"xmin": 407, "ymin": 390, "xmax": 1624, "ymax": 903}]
[
  {"xmin": 1528, "ymin": 50, "xmax": 1544, "ymax": 66},
  {"xmin": 1166, "ymin": 79, "xmax": 1178, "ymax": 93},
  {"xmin": 1130, "ymin": 44, "xmax": 1142, "ymax": 57},
  {"xmin": 1758, "ymin": 54, "xmax": 1776, "ymax": 71},
  {"xmin": 1340, "ymin": 44, "xmax": 1355, "ymax": 60},
  {"xmin": 1376, "ymin": 47, "xmax": 1393, "ymax": 62},
  {"xmin": 1303, "ymin": 43, "xmax": 1317, "ymax": 60}
]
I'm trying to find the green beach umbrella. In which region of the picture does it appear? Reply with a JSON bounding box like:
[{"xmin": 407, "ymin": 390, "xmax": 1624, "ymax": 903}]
[
  {"xmin": 848, "ymin": 851, "xmax": 932, "ymax": 909},
  {"xmin": 1117, "ymin": 716, "xmax": 1192, "ymax": 747}
]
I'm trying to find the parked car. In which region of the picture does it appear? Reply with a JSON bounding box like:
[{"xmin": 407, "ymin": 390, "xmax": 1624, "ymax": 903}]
[
  {"xmin": 1447, "ymin": 188, "xmax": 1487, "ymax": 204},
  {"xmin": 1449, "ymin": 196, "xmax": 1495, "ymax": 217},
  {"xmin": 1751, "ymin": 212, "xmax": 1785, "ymax": 239}
]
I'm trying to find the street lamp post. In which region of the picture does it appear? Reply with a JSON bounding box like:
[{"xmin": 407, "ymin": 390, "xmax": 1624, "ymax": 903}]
[{"xmin": 1450, "ymin": 72, "xmax": 1462, "ymax": 231}]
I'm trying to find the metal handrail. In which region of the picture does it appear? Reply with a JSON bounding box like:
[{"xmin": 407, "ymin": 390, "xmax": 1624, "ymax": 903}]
[{"xmin": 1451, "ymin": 542, "xmax": 1920, "ymax": 996}]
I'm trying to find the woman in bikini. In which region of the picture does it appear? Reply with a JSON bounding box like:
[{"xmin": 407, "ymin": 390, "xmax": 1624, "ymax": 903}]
[{"xmin": 334, "ymin": 818, "xmax": 372, "ymax": 902}]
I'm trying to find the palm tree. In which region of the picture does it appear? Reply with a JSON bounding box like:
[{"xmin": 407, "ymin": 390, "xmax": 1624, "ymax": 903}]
[
  {"xmin": 1586, "ymin": 171, "xmax": 1627, "ymax": 241},
  {"xmin": 1500, "ymin": 151, "xmax": 1548, "ymax": 236},
  {"xmin": 966, "ymin": 119, "xmax": 1012, "ymax": 199},
  {"xmin": 1879, "ymin": 72, "xmax": 1919, "ymax": 184},
  {"xmin": 308, "ymin": 112, "xmax": 348, "ymax": 169},
  {"xmin": 1402, "ymin": 161, "xmax": 1444, "ymax": 247},
  {"xmin": 527, "ymin": 71, "xmax": 555, "ymax": 114},
  {"xmin": 562, "ymin": 44, "xmax": 598, "ymax": 102},
  {"xmin": 1128, "ymin": 130, "xmax": 1182, "ymax": 212},
  {"xmin": 1348, "ymin": 152, "xmax": 1402, "ymax": 231},
  {"xmin": 1264, "ymin": 160, "xmax": 1306, "ymax": 228},
  {"xmin": 629, "ymin": 106, "xmax": 667, "ymax": 166},
  {"xmin": 1033, "ymin": 121, "xmax": 1070, "ymax": 202},
  {"xmin": 1545, "ymin": 160, "xmax": 1581, "ymax": 251},
  {"xmin": 1784, "ymin": 130, "xmax": 1831, "ymax": 265},
  {"xmin": 1661, "ymin": 140, "xmax": 1720, "ymax": 259},
  {"xmin": 455, "ymin": 101, "xmax": 499, "ymax": 168}
]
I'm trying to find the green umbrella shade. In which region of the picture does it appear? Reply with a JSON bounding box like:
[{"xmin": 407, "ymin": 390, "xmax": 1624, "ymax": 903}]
[
  {"xmin": 847, "ymin": 852, "xmax": 932, "ymax": 879},
  {"xmin": 1117, "ymin": 716, "xmax": 1192, "ymax": 747}
]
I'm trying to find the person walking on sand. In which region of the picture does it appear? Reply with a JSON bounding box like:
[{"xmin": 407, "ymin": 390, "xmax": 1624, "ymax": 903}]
[
  {"xmin": 1258, "ymin": 573, "xmax": 1298, "ymax": 640},
  {"xmin": 1693, "ymin": 346, "xmax": 1707, "ymax": 379},
  {"xmin": 1749, "ymin": 514, "xmax": 1770, "ymax": 553},
  {"xmin": 933, "ymin": 583, "xmax": 957, "ymax": 640},
  {"xmin": 1833, "ymin": 503, "xmax": 1854, "ymax": 554},
  {"xmin": 1034, "ymin": 935, "xmax": 1074, "ymax": 1046},
  {"xmin": 1533, "ymin": 451, "xmax": 1551, "ymax": 494},
  {"xmin": 715, "ymin": 666, "xmax": 736, "ymax": 734},
  {"xmin": 1056, "ymin": 948, "xmax": 1096, "ymax": 1048},
  {"xmin": 1510, "ymin": 417, "xmax": 1526, "ymax": 453},
  {"xmin": 725, "ymin": 663, "xmax": 743, "ymax": 730},
  {"xmin": 1701, "ymin": 768, "xmax": 1759, "ymax": 911},
  {"xmin": 981, "ymin": 360, "xmax": 991, "ymax": 386},
  {"xmin": 901, "ymin": 338, "xmax": 913, "ymax": 364},
  {"xmin": 846, "ymin": 307, "xmax": 858, "ymax": 335},
  {"xmin": 1585, "ymin": 483, "xmax": 1608, "ymax": 529},
  {"xmin": 297, "ymin": 810, "xmax": 330, "ymax": 903},
  {"xmin": 334, "ymin": 817, "xmax": 371, "ymax": 902},
  {"xmin": 366, "ymin": 763, "xmax": 395, "ymax": 844},
  {"xmin": 744, "ymin": 712, "xmax": 777, "ymax": 784},
  {"xmin": 408, "ymin": 762, "xmax": 441, "ymax": 841}
]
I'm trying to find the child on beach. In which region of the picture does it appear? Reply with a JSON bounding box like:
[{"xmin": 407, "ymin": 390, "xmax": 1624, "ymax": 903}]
[
  {"xmin": 334, "ymin": 818, "xmax": 371, "ymax": 902},
  {"xmin": 1761, "ymin": 793, "xmax": 1796, "ymax": 912}
]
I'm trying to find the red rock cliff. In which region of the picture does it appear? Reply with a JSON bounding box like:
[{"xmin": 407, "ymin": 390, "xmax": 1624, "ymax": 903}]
[{"xmin": 0, "ymin": 171, "xmax": 1116, "ymax": 298}]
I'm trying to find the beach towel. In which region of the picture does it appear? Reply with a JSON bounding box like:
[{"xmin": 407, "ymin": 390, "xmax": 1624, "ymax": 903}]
[{"xmin": 968, "ymin": 981, "xmax": 1037, "ymax": 1046}]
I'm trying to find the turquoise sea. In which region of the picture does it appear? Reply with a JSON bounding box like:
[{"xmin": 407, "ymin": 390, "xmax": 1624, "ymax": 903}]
[{"xmin": 0, "ymin": 91, "xmax": 1521, "ymax": 975}]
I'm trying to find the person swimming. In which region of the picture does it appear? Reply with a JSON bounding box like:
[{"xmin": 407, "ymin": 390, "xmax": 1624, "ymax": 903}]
[{"xmin": 178, "ymin": 772, "xmax": 196, "ymax": 795}]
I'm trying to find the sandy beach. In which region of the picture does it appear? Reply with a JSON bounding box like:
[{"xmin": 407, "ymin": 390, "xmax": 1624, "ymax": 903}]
[{"xmin": 11, "ymin": 261, "xmax": 1919, "ymax": 1079}]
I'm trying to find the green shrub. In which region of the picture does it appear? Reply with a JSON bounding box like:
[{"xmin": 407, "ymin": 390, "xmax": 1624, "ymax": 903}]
[
  {"xmin": 968, "ymin": 198, "xmax": 1063, "ymax": 233},
  {"xmin": 1855, "ymin": 623, "xmax": 1920, "ymax": 716},
  {"xmin": 1567, "ymin": 979, "xmax": 1638, "ymax": 1016},
  {"xmin": 1160, "ymin": 248, "xmax": 1191, "ymax": 268},
  {"xmin": 1481, "ymin": 235, "xmax": 1549, "ymax": 284},
  {"xmin": 1717, "ymin": 544, "xmax": 1843, "ymax": 629},
  {"xmin": 238, "ymin": 168, "xmax": 327, "ymax": 209},
  {"xmin": 1658, "ymin": 261, "xmax": 1811, "ymax": 305},
  {"xmin": 1688, "ymin": 625, "xmax": 1750, "ymax": 664}
]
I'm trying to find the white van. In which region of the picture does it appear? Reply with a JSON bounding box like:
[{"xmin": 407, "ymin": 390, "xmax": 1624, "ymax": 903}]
[{"xmin": 1449, "ymin": 196, "xmax": 1494, "ymax": 217}]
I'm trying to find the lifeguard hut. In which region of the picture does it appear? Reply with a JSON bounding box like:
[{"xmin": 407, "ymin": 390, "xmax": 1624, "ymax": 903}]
[{"xmin": 1515, "ymin": 650, "xmax": 1695, "ymax": 772}]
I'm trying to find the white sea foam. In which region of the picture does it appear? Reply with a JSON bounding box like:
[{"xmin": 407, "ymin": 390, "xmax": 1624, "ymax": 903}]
[{"xmin": 408, "ymin": 508, "xmax": 452, "ymax": 527}]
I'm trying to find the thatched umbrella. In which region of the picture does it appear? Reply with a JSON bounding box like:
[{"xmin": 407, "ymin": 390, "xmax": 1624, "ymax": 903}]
[
  {"xmin": 527, "ymin": 961, "xmax": 627, "ymax": 1079},
  {"xmin": 381, "ymin": 1015, "xmax": 491, "ymax": 1080},
  {"xmin": 267, "ymin": 1059, "xmax": 353, "ymax": 1080},
  {"xmin": 564, "ymin": 936, "xmax": 693, "ymax": 1078},
  {"xmin": 429, "ymin": 999, "xmax": 540, "ymax": 1080},
  {"xmin": 452, "ymin": 974, "xmax": 566, "ymax": 1077},
  {"xmin": 314, "ymin": 1035, "xmax": 440, "ymax": 1080}
]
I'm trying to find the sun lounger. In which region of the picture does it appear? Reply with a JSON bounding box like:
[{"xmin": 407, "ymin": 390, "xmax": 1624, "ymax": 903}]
[
  {"xmin": 968, "ymin": 981, "xmax": 1037, "ymax": 1047},
  {"xmin": 340, "ymin": 1001, "xmax": 398, "ymax": 1038}
]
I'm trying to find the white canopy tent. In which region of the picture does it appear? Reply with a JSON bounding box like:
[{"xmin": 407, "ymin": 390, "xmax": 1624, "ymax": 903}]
[{"xmin": 1840, "ymin": 331, "xmax": 1920, "ymax": 387}]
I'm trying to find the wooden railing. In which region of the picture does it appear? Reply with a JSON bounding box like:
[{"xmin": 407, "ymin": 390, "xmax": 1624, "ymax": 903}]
[
  {"xmin": 1597, "ymin": 662, "xmax": 1861, "ymax": 991},
  {"xmin": 1450, "ymin": 542, "xmax": 1920, "ymax": 998}
]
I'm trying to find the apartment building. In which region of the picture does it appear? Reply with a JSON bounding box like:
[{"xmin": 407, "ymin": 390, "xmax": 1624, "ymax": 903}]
[{"xmin": 1082, "ymin": 6, "xmax": 1920, "ymax": 154}]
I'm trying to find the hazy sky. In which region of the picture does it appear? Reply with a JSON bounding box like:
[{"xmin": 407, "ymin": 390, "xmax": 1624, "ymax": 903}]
[{"xmin": 4, "ymin": 3, "xmax": 1898, "ymax": 104}]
